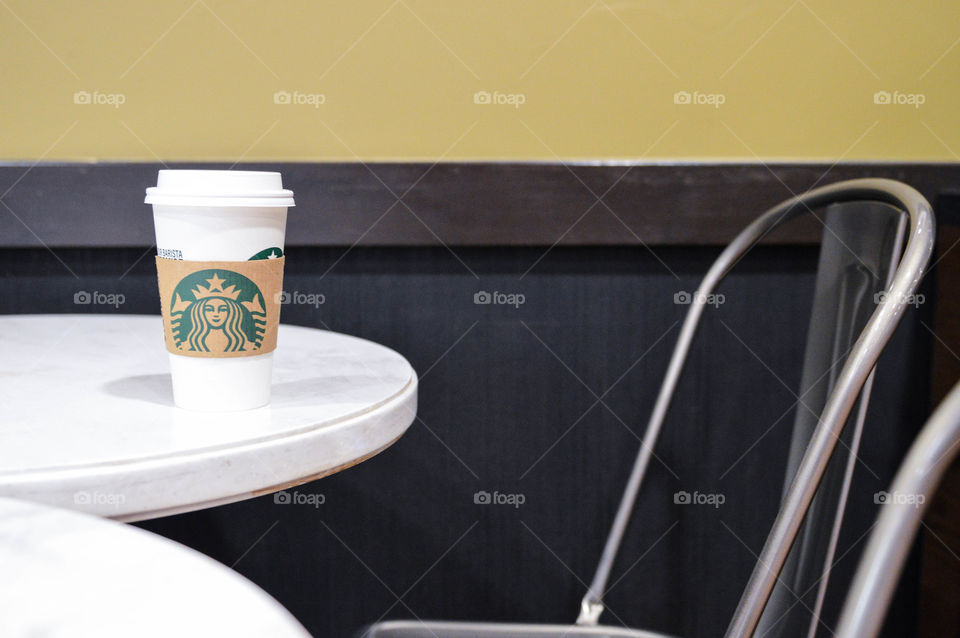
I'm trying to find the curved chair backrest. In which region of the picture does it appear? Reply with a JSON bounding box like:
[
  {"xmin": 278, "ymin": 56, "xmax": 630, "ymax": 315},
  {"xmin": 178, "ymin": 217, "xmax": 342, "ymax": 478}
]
[
  {"xmin": 724, "ymin": 181, "xmax": 933, "ymax": 638},
  {"xmin": 835, "ymin": 379, "xmax": 960, "ymax": 638},
  {"xmin": 577, "ymin": 179, "xmax": 934, "ymax": 637},
  {"xmin": 359, "ymin": 179, "xmax": 935, "ymax": 638},
  {"xmin": 756, "ymin": 202, "xmax": 906, "ymax": 638}
]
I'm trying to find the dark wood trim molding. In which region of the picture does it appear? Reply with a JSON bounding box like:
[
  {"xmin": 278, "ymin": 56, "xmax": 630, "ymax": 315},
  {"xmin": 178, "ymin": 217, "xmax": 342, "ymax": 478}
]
[{"xmin": 1, "ymin": 162, "xmax": 958, "ymax": 248}]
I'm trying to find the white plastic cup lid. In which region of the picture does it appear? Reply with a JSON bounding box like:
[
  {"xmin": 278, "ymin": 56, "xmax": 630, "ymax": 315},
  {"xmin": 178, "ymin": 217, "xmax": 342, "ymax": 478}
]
[{"xmin": 145, "ymin": 170, "xmax": 295, "ymax": 207}]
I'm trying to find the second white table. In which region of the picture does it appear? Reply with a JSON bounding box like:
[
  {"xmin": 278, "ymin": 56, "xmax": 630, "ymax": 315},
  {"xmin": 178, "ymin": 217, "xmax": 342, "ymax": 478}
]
[{"xmin": 0, "ymin": 497, "xmax": 311, "ymax": 637}]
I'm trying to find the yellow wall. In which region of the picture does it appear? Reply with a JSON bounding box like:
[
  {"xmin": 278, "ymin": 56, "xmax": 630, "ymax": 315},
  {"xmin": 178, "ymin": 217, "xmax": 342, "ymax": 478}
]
[{"xmin": 2, "ymin": 1, "xmax": 958, "ymax": 162}]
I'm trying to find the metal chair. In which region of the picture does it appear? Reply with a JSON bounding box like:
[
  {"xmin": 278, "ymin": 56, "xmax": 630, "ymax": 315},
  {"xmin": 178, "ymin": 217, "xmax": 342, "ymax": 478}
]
[
  {"xmin": 360, "ymin": 179, "xmax": 935, "ymax": 638},
  {"xmin": 752, "ymin": 202, "xmax": 906, "ymax": 638},
  {"xmin": 835, "ymin": 379, "xmax": 960, "ymax": 638}
]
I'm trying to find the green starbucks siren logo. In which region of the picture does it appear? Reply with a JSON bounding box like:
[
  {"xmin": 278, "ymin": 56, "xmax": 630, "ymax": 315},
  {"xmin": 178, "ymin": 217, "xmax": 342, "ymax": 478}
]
[
  {"xmin": 249, "ymin": 247, "xmax": 283, "ymax": 260},
  {"xmin": 170, "ymin": 269, "xmax": 267, "ymax": 353}
]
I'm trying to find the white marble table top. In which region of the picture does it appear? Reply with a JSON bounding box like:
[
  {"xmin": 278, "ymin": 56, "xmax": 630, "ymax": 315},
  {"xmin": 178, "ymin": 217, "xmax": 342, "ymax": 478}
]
[
  {"xmin": 0, "ymin": 315, "xmax": 417, "ymax": 521},
  {"xmin": 0, "ymin": 497, "xmax": 311, "ymax": 637}
]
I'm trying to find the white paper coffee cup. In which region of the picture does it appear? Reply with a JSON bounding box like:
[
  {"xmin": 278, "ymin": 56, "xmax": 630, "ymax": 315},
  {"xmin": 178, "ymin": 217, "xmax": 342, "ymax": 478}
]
[{"xmin": 146, "ymin": 170, "xmax": 294, "ymax": 411}]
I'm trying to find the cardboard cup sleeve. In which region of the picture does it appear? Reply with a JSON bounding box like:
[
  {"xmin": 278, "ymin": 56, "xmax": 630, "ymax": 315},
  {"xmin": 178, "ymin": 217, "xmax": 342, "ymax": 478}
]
[{"xmin": 155, "ymin": 256, "xmax": 285, "ymax": 358}]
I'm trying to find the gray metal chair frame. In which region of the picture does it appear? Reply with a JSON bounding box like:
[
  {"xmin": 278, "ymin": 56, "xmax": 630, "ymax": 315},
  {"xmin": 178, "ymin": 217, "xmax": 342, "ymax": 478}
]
[
  {"xmin": 361, "ymin": 178, "xmax": 935, "ymax": 638},
  {"xmin": 755, "ymin": 200, "xmax": 904, "ymax": 638},
  {"xmin": 721, "ymin": 180, "xmax": 932, "ymax": 638},
  {"xmin": 835, "ymin": 380, "xmax": 960, "ymax": 638}
]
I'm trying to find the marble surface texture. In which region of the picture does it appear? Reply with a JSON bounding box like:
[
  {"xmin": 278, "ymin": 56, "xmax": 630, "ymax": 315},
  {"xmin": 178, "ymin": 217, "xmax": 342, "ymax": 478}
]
[
  {"xmin": 0, "ymin": 315, "xmax": 417, "ymax": 521},
  {"xmin": 0, "ymin": 496, "xmax": 311, "ymax": 637}
]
